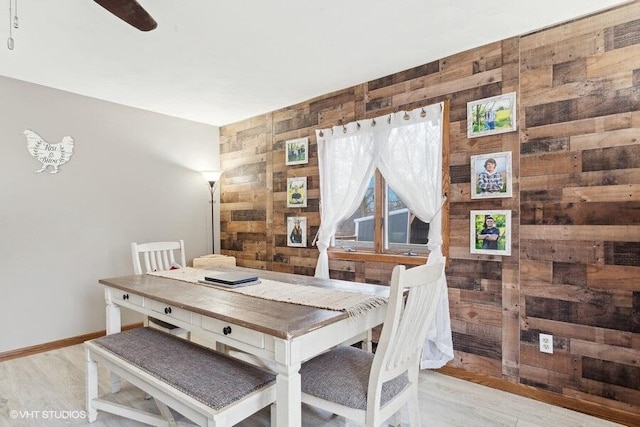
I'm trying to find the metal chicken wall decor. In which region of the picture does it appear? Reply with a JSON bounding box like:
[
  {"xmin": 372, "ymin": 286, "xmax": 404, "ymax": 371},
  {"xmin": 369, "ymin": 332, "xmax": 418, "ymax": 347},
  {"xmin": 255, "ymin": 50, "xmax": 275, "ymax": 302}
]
[{"xmin": 23, "ymin": 130, "xmax": 75, "ymax": 174}]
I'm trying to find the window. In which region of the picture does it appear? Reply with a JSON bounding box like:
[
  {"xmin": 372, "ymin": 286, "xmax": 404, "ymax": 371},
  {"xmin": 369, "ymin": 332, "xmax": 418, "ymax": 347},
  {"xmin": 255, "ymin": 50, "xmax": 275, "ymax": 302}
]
[
  {"xmin": 334, "ymin": 171, "xmax": 429, "ymax": 255},
  {"xmin": 315, "ymin": 102, "xmax": 450, "ymax": 277}
]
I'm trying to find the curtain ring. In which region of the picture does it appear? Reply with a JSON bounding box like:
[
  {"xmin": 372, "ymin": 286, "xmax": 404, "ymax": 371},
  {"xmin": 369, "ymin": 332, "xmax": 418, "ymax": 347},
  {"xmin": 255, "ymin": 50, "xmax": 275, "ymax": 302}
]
[
  {"xmin": 403, "ymin": 111, "xmax": 410, "ymax": 120},
  {"xmin": 387, "ymin": 115, "xmax": 391, "ymax": 124},
  {"xmin": 420, "ymin": 108, "xmax": 427, "ymax": 118},
  {"xmin": 371, "ymin": 119, "xmax": 376, "ymax": 127},
  {"xmin": 319, "ymin": 130, "xmax": 324, "ymax": 137},
  {"xmin": 338, "ymin": 119, "xmax": 347, "ymax": 133},
  {"xmin": 356, "ymin": 122, "xmax": 361, "ymax": 130}
]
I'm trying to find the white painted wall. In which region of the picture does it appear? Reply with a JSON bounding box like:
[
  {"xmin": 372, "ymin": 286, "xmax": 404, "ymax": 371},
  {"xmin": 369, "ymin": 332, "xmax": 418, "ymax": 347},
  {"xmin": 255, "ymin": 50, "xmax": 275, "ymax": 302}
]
[{"xmin": 0, "ymin": 76, "xmax": 220, "ymax": 353}]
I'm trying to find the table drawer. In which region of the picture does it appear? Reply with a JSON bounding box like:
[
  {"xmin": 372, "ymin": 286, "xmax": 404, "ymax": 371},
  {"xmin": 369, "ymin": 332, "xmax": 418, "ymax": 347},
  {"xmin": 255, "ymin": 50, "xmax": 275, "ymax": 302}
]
[
  {"xmin": 110, "ymin": 288, "xmax": 144, "ymax": 307},
  {"xmin": 149, "ymin": 300, "xmax": 192, "ymax": 323},
  {"xmin": 201, "ymin": 316, "xmax": 264, "ymax": 349}
]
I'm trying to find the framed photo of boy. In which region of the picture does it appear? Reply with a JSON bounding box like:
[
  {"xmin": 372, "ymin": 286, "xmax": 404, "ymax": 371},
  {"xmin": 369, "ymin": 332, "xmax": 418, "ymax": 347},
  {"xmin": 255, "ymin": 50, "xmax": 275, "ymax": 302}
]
[
  {"xmin": 285, "ymin": 137, "xmax": 309, "ymax": 166},
  {"xmin": 467, "ymin": 92, "xmax": 517, "ymax": 138},
  {"xmin": 470, "ymin": 151, "xmax": 512, "ymax": 199},
  {"xmin": 287, "ymin": 176, "xmax": 307, "ymax": 208},
  {"xmin": 287, "ymin": 216, "xmax": 307, "ymax": 247},
  {"xmin": 470, "ymin": 210, "xmax": 511, "ymax": 256}
]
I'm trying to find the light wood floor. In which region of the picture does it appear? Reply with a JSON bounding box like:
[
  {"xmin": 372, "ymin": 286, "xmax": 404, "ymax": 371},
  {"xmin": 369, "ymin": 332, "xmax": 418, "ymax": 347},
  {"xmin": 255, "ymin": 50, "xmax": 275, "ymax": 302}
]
[{"xmin": 0, "ymin": 343, "xmax": 624, "ymax": 427}]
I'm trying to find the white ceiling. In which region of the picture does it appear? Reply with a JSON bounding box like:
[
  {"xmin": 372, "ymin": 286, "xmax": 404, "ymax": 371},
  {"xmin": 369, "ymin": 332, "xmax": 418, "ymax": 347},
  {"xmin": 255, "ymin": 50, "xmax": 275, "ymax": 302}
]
[{"xmin": 0, "ymin": 0, "xmax": 629, "ymax": 126}]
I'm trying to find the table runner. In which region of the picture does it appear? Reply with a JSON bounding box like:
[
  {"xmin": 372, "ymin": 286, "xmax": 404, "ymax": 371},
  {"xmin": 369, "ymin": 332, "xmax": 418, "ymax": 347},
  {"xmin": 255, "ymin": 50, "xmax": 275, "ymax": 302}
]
[{"xmin": 148, "ymin": 267, "xmax": 386, "ymax": 317}]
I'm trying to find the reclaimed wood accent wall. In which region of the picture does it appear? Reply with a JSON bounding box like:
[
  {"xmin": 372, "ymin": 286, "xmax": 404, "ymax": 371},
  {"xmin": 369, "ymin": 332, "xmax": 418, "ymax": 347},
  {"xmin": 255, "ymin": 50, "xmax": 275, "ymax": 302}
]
[
  {"xmin": 219, "ymin": 114, "xmax": 273, "ymax": 270},
  {"xmin": 219, "ymin": 2, "xmax": 639, "ymax": 423},
  {"xmin": 519, "ymin": 4, "xmax": 640, "ymax": 421}
]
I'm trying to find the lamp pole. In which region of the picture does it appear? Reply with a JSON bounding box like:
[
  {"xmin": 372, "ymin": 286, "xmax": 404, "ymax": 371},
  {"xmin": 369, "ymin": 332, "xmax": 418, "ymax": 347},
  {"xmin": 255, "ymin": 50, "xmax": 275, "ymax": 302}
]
[
  {"xmin": 208, "ymin": 180, "xmax": 216, "ymax": 254},
  {"xmin": 202, "ymin": 171, "xmax": 222, "ymax": 254}
]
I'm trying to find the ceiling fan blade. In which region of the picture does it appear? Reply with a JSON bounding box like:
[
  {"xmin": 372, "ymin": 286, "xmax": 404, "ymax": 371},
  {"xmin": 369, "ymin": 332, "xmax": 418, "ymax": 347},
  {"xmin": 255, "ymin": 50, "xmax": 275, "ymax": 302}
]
[{"xmin": 93, "ymin": 0, "xmax": 158, "ymax": 32}]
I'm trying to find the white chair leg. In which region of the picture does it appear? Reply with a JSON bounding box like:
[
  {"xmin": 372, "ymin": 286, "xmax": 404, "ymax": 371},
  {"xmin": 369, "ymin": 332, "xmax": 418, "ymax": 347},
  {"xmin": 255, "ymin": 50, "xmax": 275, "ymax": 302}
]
[
  {"xmin": 336, "ymin": 415, "xmax": 349, "ymax": 426},
  {"xmin": 407, "ymin": 393, "xmax": 421, "ymax": 427},
  {"xmin": 270, "ymin": 403, "xmax": 277, "ymax": 426},
  {"xmin": 85, "ymin": 348, "xmax": 98, "ymax": 423},
  {"xmin": 155, "ymin": 398, "xmax": 176, "ymax": 423},
  {"xmin": 390, "ymin": 410, "xmax": 402, "ymax": 427}
]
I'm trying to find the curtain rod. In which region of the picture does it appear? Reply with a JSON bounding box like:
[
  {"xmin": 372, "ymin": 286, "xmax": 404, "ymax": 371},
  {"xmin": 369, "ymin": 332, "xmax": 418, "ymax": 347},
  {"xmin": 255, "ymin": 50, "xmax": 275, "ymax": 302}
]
[{"xmin": 318, "ymin": 102, "xmax": 443, "ymax": 137}]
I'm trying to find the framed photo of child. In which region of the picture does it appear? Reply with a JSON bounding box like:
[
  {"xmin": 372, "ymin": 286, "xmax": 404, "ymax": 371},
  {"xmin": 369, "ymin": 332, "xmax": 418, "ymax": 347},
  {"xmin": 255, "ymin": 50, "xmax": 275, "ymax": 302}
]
[
  {"xmin": 470, "ymin": 151, "xmax": 512, "ymax": 199},
  {"xmin": 467, "ymin": 92, "xmax": 517, "ymax": 138},
  {"xmin": 287, "ymin": 176, "xmax": 307, "ymax": 208},
  {"xmin": 470, "ymin": 210, "xmax": 511, "ymax": 256},
  {"xmin": 287, "ymin": 216, "xmax": 307, "ymax": 247},
  {"xmin": 285, "ymin": 137, "xmax": 309, "ymax": 166}
]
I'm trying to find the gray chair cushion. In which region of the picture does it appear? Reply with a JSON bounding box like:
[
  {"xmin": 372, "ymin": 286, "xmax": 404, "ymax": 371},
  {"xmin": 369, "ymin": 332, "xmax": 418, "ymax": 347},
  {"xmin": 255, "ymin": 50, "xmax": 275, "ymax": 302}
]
[
  {"xmin": 300, "ymin": 346, "xmax": 408, "ymax": 410},
  {"xmin": 91, "ymin": 327, "xmax": 275, "ymax": 410}
]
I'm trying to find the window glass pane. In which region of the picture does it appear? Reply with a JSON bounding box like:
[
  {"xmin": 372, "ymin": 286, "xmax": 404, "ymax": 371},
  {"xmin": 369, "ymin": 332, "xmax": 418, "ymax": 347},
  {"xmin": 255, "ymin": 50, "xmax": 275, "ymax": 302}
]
[
  {"xmin": 333, "ymin": 175, "xmax": 430, "ymax": 252},
  {"xmin": 386, "ymin": 185, "xmax": 429, "ymax": 249},
  {"xmin": 334, "ymin": 176, "xmax": 375, "ymax": 247}
]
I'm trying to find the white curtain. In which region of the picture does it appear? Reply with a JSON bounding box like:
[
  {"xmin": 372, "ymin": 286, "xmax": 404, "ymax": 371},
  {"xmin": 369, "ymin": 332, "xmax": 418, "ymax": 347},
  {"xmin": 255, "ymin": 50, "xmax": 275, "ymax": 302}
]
[
  {"xmin": 375, "ymin": 105, "xmax": 444, "ymax": 258},
  {"xmin": 313, "ymin": 121, "xmax": 377, "ymax": 278},
  {"xmin": 314, "ymin": 102, "xmax": 453, "ymax": 369}
]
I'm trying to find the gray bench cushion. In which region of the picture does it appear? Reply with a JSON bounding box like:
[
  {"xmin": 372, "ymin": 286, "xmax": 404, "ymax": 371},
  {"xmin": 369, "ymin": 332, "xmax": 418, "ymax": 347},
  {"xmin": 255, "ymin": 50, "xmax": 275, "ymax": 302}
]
[
  {"xmin": 300, "ymin": 345, "xmax": 408, "ymax": 410},
  {"xmin": 91, "ymin": 327, "xmax": 275, "ymax": 411}
]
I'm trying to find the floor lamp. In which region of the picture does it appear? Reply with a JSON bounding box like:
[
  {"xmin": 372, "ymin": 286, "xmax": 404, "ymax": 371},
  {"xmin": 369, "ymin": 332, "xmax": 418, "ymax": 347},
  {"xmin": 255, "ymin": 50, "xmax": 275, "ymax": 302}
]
[{"xmin": 202, "ymin": 171, "xmax": 222, "ymax": 254}]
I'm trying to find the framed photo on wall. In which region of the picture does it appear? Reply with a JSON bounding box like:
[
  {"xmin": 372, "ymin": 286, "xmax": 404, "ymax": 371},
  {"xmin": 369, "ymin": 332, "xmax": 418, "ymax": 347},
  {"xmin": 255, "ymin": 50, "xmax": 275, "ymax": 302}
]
[
  {"xmin": 470, "ymin": 151, "xmax": 512, "ymax": 199},
  {"xmin": 467, "ymin": 92, "xmax": 517, "ymax": 138},
  {"xmin": 287, "ymin": 216, "xmax": 307, "ymax": 247},
  {"xmin": 285, "ymin": 137, "xmax": 309, "ymax": 165},
  {"xmin": 287, "ymin": 176, "xmax": 307, "ymax": 208},
  {"xmin": 470, "ymin": 210, "xmax": 511, "ymax": 256}
]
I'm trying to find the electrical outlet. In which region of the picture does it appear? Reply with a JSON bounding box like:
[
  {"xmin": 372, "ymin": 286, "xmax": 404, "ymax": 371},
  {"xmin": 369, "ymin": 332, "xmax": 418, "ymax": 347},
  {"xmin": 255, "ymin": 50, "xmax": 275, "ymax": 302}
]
[{"xmin": 540, "ymin": 333, "xmax": 553, "ymax": 354}]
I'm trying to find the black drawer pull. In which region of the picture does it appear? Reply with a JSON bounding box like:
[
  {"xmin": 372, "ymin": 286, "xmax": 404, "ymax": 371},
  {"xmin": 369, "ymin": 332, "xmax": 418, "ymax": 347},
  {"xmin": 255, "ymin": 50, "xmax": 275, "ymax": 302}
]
[
  {"xmin": 223, "ymin": 326, "xmax": 232, "ymax": 335},
  {"xmin": 122, "ymin": 294, "xmax": 129, "ymax": 300},
  {"xmin": 164, "ymin": 307, "xmax": 172, "ymax": 315}
]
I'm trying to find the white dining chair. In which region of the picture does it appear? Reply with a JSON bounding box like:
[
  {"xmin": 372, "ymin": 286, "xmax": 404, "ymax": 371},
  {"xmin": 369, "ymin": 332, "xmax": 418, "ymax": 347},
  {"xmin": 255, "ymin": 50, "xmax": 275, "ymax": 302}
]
[
  {"xmin": 131, "ymin": 240, "xmax": 190, "ymax": 339},
  {"xmin": 300, "ymin": 260, "xmax": 446, "ymax": 426}
]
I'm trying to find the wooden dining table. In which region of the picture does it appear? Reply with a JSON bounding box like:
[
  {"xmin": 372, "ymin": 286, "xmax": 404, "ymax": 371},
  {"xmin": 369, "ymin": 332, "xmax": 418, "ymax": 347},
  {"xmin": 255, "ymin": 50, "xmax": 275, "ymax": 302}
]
[{"xmin": 99, "ymin": 266, "xmax": 389, "ymax": 426}]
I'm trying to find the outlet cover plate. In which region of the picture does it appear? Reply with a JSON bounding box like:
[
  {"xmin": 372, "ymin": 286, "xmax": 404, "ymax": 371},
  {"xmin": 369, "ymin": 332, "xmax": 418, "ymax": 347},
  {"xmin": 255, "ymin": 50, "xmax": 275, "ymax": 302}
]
[{"xmin": 540, "ymin": 333, "xmax": 553, "ymax": 354}]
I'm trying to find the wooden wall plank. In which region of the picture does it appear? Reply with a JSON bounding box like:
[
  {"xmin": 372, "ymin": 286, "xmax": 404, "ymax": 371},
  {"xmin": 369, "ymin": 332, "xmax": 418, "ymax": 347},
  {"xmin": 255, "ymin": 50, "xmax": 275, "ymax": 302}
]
[
  {"xmin": 571, "ymin": 339, "xmax": 640, "ymax": 367},
  {"xmin": 586, "ymin": 264, "xmax": 640, "ymax": 291},
  {"xmin": 525, "ymin": 296, "xmax": 633, "ymax": 332},
  {"xmin": 518, "ymin": 238, "xmax": 602, "ymax": 266},
  {"xmin": 561, "ymin": 184, "xmax": 640, "ymax": 203},
  {"xmin": 570, "ymin": 127, "xmax": 640, "ymax": 151},
  {"xmin": 521, "ymin": 225, "xmax": 640, "ymax": 242},
  {"xmin": 521, "ymin": 170, "xmax": 640, "ymax": 191},
  {"xmin": 521, "ymin": 152, "xmax": 581, "ymax": 176}
]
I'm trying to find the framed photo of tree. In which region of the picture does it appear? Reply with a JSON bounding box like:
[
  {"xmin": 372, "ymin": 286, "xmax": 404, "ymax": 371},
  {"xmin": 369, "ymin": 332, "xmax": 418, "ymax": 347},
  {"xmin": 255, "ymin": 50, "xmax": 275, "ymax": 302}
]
[
  {"xmin": 287, "ymin": 176, "xmax": 307, "ymax": 208},
  {"xmin": 470, "ymin": 151, "xmax": 512, "ymax": 199},
  {"xmin": 470, "ymin": 210, "xmax": 511, "ymax": 256},
  {"xmin": 287, "ymin": 216, "xmax": 307, "ymax": 247},
  {"xmin": 285, "ymin": 137, "xmax": 309, "ymax": 165},
  {"xmin": 467, "ymin": 92, "xmax": 517, "ymax": 138}
]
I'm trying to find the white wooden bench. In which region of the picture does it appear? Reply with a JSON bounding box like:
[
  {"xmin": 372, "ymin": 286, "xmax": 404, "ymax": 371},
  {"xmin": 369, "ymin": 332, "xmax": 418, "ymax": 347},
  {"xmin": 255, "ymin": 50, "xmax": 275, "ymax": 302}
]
[{"xmin": 85, "ymin": 327, "xmax": 276, "ymax": 426}]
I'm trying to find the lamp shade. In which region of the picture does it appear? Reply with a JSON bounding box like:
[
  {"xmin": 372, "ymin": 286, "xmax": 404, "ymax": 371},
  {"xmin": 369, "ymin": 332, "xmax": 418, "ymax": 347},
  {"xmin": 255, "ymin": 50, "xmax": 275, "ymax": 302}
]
[{"xmin": 202, "ymin": 170, "xmax": 222, "ymax": 183}]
